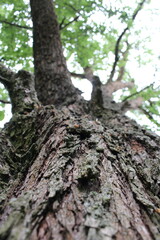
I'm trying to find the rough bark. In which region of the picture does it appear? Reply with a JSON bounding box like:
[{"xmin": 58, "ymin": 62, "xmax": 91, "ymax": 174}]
[
  {"xmin": 0, "ymin": 1, "xmax": 160, "ymax": 239},
  {"xmin": 0, "ymin": 99, "xmax": 160, "ymax": 240},
  {"xmin": 30, "ymin": 0, "xmax": 79, "ymax": 106},
  {"xmin": 0, "ymin": 64, "xmax": 40, "ymax": 114}
]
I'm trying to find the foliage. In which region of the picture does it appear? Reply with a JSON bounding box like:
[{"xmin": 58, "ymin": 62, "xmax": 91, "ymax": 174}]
[
  {"xmin": 0, "ymin": 0, "xmax": 33, "ymax": 68},
  {"xmin": 0, "ymin": 84, "xmax": 9, "ymax": 120}
]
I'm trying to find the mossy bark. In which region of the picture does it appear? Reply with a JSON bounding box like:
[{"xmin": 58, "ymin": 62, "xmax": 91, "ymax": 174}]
[
  {"xmin": 0, "ymin": 0, "xmax": 159, "ymax": 239},
  {"xmin": 0, "ymin": 101, "xmax": 160, "ymax": 240}
]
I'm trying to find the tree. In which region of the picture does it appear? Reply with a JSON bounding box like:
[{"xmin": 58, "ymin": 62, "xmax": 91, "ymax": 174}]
[
  {"xmin": 0, "ymin": 0, "xmax": 160, "ymax": 129},
  {"xmin": 0, "ymin": 0, "xmax": 160, "ymax": 239}
]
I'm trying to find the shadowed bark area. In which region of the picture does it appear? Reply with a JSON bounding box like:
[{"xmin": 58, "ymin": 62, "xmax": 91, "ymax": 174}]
[
  {"xmin": 0, "ymin": 104, "xmax": 159, "ymax": 240},
  {"xmin": 30, "ymin": 0, "xmax": 79, "ymax": 106}
]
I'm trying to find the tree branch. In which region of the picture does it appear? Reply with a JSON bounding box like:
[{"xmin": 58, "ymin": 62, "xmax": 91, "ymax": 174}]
[
  {"xmin": 70, "ymin": 68, "xmax": 98, "ymax": 83},
  {"xmin": 0, "ymin": 19, "xmax": 32, "ymax": 30},
  {"xmin": 59, "ymin": 16, "xmax": 79, "ymax": 30},
  {"xmin": 59, "ymin": 17, "xmax": 66, "ymax": 30},
  {"xmin": 0, "ymin": 63, "xmax": 15, "ymax": 88},
  {"xmin": 0, "ymin": 99, "xmax": 10, "ymax": 104},
  {"xmin": 122, "ymin": 83, "xmax": 153, "ymax": 102},
  {"xmin": 121, "ymin": 96, "xmax": 143, "ymax": 111},
  {"xmin": 64, "ymin": 3, "xmax": 93, "ymax": 18},
  {"xmin": 108, "ymin": 0, "xmax": 147, "ymax": 83},
  {"xmin": 139, "ymin": 106, "xmax": 154, "ymax": 120},
  {"xmin": 64, "ymin": 4, "xmax": 80, "ymax": 14},
  {"xmin": 115, "ymin": 41, "xmax": 130, "ymax": 82},
  {"xmin": 103, "ymin": 81, "xmax": 135, "ymax": 97},
  {"xmin": 70, "ymin": 72, "xmax": 86, "ymax": 79}
]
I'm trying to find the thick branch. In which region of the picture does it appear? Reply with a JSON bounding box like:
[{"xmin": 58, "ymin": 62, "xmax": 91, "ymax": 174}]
[
  {"xmin": 71, "ymin": 68, "xmax": 135, "ymax": 102},
  {"xmin": 121, "ymin": 96, "xmax": 143, "ymax": 112},
  {"xmin": 116, "ymin": 65, "xmax": 125, "ymax": 82},
  {"xmin": 108, "ymin": 0, "xmax": 147, "ymax": 83},
  {"xmin": 0, "ymin": 63, "xmax": 40, "ymax": 114},
  {"xmin": 0, "ymin": 19, "xmax": 32, "ymax": 30},
  {"xmin": 0, "ymin": 63, "xmax": 15, "ymax": 88},
  {"xmin": 103, "ymin": 81, "xmax": 135, "ymax": 97}
]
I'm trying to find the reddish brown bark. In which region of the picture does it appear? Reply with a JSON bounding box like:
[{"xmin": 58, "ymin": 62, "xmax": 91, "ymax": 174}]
[{"xmin": 0, "ymin": 105, "xmax": 159, "ymax": 240}]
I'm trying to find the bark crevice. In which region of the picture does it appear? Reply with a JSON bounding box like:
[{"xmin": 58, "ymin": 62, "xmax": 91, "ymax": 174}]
[{"xmin": 0, "ymin": 105, "xmax": 159, "ymax": 240}]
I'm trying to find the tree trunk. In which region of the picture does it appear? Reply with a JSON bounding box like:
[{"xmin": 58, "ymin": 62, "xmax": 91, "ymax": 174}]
[
  {"xmin": 30, "ymin": 0, "xmax": 79, "ymax": 106},
  {"xmin": 0, "ymin": 103, "xmax": 160, "ymax": 240},
  {"xmin": 0, "ymin": 1, "xmax": 160, "ymax": 240}
]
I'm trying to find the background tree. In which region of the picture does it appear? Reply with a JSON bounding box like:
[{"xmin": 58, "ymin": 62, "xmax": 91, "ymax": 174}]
[{"xmin": 0, "ymin": 0, "xmax": 160, "ymax": 240}]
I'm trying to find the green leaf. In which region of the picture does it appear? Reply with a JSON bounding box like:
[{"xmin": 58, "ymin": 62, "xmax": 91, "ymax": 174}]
[{"xmin": 0, "ymin": 111, "xmax": 5, "ymax": 121}]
